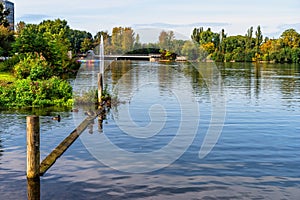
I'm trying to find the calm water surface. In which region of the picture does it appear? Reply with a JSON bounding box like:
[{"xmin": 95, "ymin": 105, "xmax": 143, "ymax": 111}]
[{"xmin": 0, "ymin": 61, "xmax": 300, "ymax": 199}]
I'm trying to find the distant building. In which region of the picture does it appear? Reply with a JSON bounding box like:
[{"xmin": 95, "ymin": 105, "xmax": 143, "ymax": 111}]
[{"xmin": 0, "ymin": 0, "xmax": 14, "ymax": 30}]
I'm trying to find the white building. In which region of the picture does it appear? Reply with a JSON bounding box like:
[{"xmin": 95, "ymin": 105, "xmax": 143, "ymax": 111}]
[{"xmin": 0, "ymin": 0, "xmax": 14, "ymax": 30}]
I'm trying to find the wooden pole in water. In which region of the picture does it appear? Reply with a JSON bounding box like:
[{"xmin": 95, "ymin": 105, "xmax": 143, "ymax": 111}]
[
  {"xmin": 98, "ymin": 72, "xmax": 103, "ymax": 104},
  {"xmin": 27, "ymin": 177, "xmax": 40, "ymax": 200},
  {"xmin": 26, "ymin": 116, "xmax": 40, "ymax": 179}
]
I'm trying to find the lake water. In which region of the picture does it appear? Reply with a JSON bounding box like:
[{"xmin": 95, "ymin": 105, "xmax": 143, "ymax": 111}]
[{"xmin": 0, "ymin": 61, "xmax": 300, "ymax": 199}]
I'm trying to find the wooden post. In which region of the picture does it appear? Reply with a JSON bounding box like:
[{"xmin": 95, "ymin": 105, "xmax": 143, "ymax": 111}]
[
  {"xmin": 98, "ymin": 115, "xmax": 103, "ymax": 132},
  {"xmin": 27, "ymin": 177, "xmax": 40, "ymax": 200},
  {"xmin": 27, "ymin": 116, "xmax": 40, "ymax": 179},
  {"xmin": 98, "ymin": 73, "xmax": 103, "ymax": 104}
]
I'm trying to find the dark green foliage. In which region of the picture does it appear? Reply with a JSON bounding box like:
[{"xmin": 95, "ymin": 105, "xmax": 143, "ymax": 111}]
[
  {"xmin": 191, "ymin": 27, "xmax": 220, "ymax": 48},
  {"xmin": 291, "ymin": 48, "xmax": 300, "ymax": 63},
  {"xmin": 0, "ymin": 25, "xmax": 14, "ymax": 57},
  {"xmin": 68, "ymin": 29, "xmax": 93, "ymax": 54},
  {"xmin": 0, "ymin": 3, "xmax": 9, "ymax": 27}
]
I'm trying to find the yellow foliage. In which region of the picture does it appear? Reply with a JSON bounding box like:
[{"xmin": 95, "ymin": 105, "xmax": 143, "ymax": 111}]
[
  {"xmin": 260, "ymin": 40, "xmax": 272, "ymax": 54},
  {"xmin": 200, "ymin": 42, "xmax": 215, "ymax": 54}
]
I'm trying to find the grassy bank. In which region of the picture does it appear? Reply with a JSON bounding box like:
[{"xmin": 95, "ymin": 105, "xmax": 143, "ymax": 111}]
[{"xmin": 0, "ymin": 72, "xmax": 15, "ymax": 86}]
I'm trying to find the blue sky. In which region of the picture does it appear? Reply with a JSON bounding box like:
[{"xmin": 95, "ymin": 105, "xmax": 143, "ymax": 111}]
[{"xmin": 13, "ymin": 0, "xmax": 300, "ymax": 42}]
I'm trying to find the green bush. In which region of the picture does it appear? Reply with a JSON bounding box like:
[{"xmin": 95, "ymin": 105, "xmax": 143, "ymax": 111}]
[
  {"xmin": 0, "ymin": 77, "xmax": 72, "ymax": 108},
  {"xmin": 291, "ymin": 48, "xmax": 300, "ymax": 63},
  {"xmin": 13, "ymin": 53, "xmax": 52, "ymax": 80},
  {"xmin": 0, "ymin": 55, "xmax": 20, "ymax": 72},
  {"xmin": 225, "ymin": 53, "xmax": 233, "ymax": 62},
  {"xmin": 0, "ymin": 86, "xmax": 14, "ymax": 107}
]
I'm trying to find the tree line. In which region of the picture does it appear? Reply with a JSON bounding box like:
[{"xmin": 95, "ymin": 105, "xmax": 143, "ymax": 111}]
[
  {"xmin": 188, "ymin": 26, "xmax": 300, "ymax": 63},
  {"xmin": 1, "ymin": 18, "xmax": 300, "ymax": 64}
]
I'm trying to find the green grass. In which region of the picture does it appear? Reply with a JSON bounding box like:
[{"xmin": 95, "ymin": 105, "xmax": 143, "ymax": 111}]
[{"xmin": 0, "ymin": 72, "xmax": 15, "ymax": 86}]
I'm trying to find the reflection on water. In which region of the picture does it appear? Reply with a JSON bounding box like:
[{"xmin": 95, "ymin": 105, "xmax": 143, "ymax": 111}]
[{"xmin": 0, "ymin": 61, "xmax": 300, "ymax": 199}]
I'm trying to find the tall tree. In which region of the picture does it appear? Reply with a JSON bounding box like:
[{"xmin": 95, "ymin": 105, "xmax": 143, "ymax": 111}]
[
  {"xmin": 0, "ymin": 2, "xmax": 10, "ymax": 28},
  {"xmin": 0, "ymin": 25, "xmax": 14, "ymax": 56},
  {"xmin": 245, "ymin": 26, "xmax": 253, "ymax": 50},
  {"xmin": 219, "ymin": 29, "xmax": 227, "ymax": 54},
  {"xmin": 111, "ymin": 27, "xmax": 123, "ymax": 53},
  {"xmin": 133, "ymin": 33, "xmax": 142, "ymax": 50},
  {"xmin": 122, "ymin": 27, "xmax": 135, "ymax": 53},
  {"xmin": 111, "ymin": 27, "xmax": 135, "ymax": 54},
  {"xmin": 191, "ymin": 27, "xmax": 203, "ymax": 44},
  {"xmin": 159, "ymin": 30, "xmax": 169, "ymax": 50},
  {"xmin": 255, "ymin": 25, "xmax": 263, "ymax": 55},
  {"xmin": 158, "ymin": 30, "xmax": 175, "ymax": 50}
]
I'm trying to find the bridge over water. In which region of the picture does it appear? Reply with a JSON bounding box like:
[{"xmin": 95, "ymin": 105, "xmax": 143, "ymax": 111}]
[{"xmin": 78, "ymin": 54, "xmax": 161, "ymax": 62}]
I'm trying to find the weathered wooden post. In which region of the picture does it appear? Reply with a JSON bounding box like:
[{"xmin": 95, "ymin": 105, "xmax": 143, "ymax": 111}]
[
  {"xmin": 27, "ymin": 177, "xmax": 40, "ymax": 200},
  {"xmin": 26, "ymin": 116, "xmax": 40, "ymax": 179},
  {"xmin": 98, "ymin": 72, "xmax": 103, "ymax": 104},
  {"xmin": 98, "ymin": 115, "xmax": 103, "ymax": 132}
]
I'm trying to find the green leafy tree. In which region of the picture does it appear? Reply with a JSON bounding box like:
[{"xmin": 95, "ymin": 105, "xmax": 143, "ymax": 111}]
[
  {"xmin": 133, "ymin": 33, "xmax": 142, "ymax": 50},
  {"xmin": 68, "ymin": 29, "xmax": 93, "ymax": 54},
  {"xmin": 0, "ymin": 25, "xmax": 14, "ymax": 56},
  {"xmin": 190, "ymin": 27, "xmax": 220, "ymax": 60},
  {"xmin": 0, "ymin": 2, "xmax": 9, "ymax": 27},
  {"xmin": 245, "ymin": 26, "xmax": 253, "ymax": 50},
  {"xmin": 158, "ymin": 30, "xmax": 175, "ymax": 50},
  {"xmin": 280, "ymin": 29, "xmax": 300, "ymax": 48},
  {"xmin": 219, "ymin": 29, "xmax": 227, "ymax": 53},
  {"xmin": 255, "ymin": 25, "xmax": 263, "ymax": 58},
  {"xmin": 192, "ymin": 28, "xmax": 219, "ymax": 46},
  {"xmin": 111, "ymin": 27, "xmax": 135, "ymax": 54},
  {"xmin": 122, "ymin": 27, "xmax": 135, "ymax": 53},
  {"xmin": 291, "ymin": 48, "xmax": 300, "ymax": 63},
  {"xmin": 80, "ymin": 38, "xmax": 93, "ymax": 53},
  {"xmin": 223, "ymin": 35, "xmax": 248, "ymax": 62},
  {"xmin": 13, "ymin": 19, "xmax": 73, "ymax": 74},
  {"xmin": 111, "ymin": 27, "xmax": 123, "ymax": 53},
  {"xmin": 191, "ymin": 27, "xmax": 203, "ymax": 44}
]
